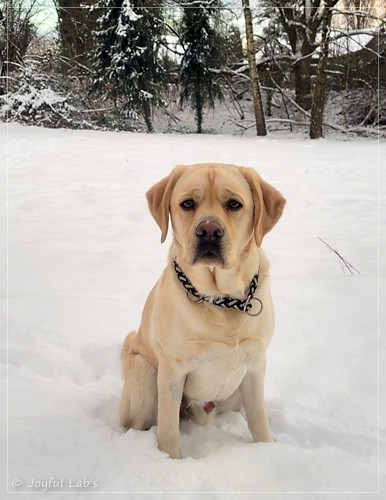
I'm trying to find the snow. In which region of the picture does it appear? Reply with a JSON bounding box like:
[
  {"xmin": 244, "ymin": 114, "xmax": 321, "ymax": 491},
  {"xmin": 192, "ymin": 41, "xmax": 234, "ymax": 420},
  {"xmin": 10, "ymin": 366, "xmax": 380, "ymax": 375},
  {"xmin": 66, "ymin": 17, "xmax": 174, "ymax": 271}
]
[
  {"xmin": 161, "ymin": 35, "xmax": 184, "ymax": 62},
  {"xmin": 329, "ymin": 32, "xmax": 375, "ymax": 56},
  {"xmin": 116, "ymin": 0, "xmax": 141, "ymax": 37},
  {"xmin": 1, "ymin": 123, "xmax": 385, "ymax": 499},
  {"xmin": 1, "ymin": 86, "xmax": 68, "ymax": 115},
  {"xmin": 121, "ymin": 0, "xmax": 141, "ymax": 22}
]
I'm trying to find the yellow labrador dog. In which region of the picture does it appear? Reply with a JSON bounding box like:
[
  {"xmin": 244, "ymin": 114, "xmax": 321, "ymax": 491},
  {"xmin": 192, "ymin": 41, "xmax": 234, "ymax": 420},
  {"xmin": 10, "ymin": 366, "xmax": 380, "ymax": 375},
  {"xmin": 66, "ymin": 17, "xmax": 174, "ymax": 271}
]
[{"xmin": 119, "ymin": 163, "xmax": 285, "ymax": 459}]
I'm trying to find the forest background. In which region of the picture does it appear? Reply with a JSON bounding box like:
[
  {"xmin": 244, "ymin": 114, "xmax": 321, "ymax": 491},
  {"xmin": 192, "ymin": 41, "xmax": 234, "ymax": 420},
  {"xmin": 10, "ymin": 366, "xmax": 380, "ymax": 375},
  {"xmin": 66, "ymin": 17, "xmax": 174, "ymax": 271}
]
[{"xmin": 0, "ymin": 0, "xmax": 385, "ymax": 138}]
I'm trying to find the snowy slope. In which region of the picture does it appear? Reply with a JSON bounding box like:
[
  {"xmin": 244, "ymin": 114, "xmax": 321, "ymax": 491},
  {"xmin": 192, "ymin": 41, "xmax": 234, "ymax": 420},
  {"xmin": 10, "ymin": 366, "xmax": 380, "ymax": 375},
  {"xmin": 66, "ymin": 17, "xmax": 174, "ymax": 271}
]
[{"xmin": 1, "ymin": 124, "xmax": 385, "ymax": 499}]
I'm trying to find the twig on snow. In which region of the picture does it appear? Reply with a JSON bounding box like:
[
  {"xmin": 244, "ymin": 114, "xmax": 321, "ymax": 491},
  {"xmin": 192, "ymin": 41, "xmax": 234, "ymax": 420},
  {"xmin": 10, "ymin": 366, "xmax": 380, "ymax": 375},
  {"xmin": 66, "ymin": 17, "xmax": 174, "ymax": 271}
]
[{"xmin": 318, "ymin": 237, "xmax": 360, "ymax": 275}]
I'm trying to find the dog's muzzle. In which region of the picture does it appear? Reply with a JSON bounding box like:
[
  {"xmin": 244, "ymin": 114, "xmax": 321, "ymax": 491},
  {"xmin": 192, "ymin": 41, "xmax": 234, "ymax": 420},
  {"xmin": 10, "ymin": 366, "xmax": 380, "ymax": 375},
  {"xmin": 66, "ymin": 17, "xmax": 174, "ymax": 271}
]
[{"xmin": 193, "ymin": 219, "xmax": 225, "ymax": 265}]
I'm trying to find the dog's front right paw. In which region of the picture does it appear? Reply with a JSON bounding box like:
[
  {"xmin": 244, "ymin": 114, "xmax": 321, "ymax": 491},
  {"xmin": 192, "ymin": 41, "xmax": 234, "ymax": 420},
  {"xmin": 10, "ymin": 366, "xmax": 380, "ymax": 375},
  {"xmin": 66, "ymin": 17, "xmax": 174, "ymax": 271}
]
[
  {"xmin": 158, "ymin": 443, "xmax": 181, "ymax": 459},
  {"xmin": 157, "ymin": 433, "xmax": 181, "ymax": 459}
]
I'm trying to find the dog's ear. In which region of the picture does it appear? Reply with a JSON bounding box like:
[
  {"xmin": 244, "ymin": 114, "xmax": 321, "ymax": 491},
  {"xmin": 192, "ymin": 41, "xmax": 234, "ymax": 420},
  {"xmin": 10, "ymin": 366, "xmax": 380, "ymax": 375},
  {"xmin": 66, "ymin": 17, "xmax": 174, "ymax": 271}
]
[
  {"xmin": 146, "ymin": 166, "xmax": 187, "ymax": 243},
  {"xmin": 240, "ymin": 167, "xmax": 285, "ymax": 247}
]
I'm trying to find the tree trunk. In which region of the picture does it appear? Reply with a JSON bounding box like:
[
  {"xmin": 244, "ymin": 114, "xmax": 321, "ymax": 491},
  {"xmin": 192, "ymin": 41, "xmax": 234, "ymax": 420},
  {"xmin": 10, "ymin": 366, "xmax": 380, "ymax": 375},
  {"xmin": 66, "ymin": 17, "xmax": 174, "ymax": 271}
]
[
  {"xmin": 294, "ymin": 45, "xmax": 313, "ymax": 111},
  {"xmin": 143, "ymin": 100, "xmax": 154, "ymax": 133},
  {"xmin": 196, "ymin": 103, "xmax": 203, "ymax": 134},
  {"xmin": 242, "ymin": 0, "xmax": 267, "ymax": 136},
  {"xmin": 195, "ymin": 87, "xmax": 203, "ymax": 134},
  {"xmin": 310, "ymin": 8, "xmax": 332, "ymax": 139}
]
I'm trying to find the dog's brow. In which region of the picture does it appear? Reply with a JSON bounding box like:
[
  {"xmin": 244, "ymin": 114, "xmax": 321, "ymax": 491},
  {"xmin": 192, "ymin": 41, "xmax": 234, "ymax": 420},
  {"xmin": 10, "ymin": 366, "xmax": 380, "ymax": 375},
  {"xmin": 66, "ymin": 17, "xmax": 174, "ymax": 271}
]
[
  {"xmin": 178, "ymin": 188, "xmax": 201, "ymax": 202},
  {"xmin": 208, "ymin": 168, "xmax": 217, "ymax": 185}
]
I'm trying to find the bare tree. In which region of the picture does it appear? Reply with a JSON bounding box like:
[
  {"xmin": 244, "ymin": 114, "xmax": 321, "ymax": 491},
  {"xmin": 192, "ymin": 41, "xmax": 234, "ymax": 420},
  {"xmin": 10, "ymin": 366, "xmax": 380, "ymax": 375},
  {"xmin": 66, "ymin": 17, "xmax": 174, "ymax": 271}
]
[
  {"xmin": 339, "ymin": 0, "xmax": 379, "ymax": 30},
  {"xmin": 242, "ymin": 0, "xmax": 267, "ymax": 136},
  {"xmin": 310, "ymin": 4, "xmax": 333, "ymax": 138},
  {"xmin": 269, "ymin": 0, "xmax": 339, "ymax": 111},
  {"xmin": 0, "ymin": 0, "xmax": 38, "ymax": 78},
  {"xmin": 55, "ymin": 0, "xmax": 97, "ymax": 68}
]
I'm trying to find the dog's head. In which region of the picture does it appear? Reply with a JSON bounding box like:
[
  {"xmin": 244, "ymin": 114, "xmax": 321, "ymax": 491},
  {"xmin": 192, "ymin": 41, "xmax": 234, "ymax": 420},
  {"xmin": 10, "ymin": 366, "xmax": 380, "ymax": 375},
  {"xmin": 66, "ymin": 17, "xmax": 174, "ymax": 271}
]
[{"xmin": 146, "ymin": 164, "xmax": 285, "ymax": 269}]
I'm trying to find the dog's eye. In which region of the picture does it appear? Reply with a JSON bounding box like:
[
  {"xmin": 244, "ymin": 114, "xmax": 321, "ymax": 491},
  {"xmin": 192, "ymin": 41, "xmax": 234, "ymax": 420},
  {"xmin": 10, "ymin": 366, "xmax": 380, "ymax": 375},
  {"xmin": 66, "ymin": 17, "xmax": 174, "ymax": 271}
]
[
  {"xmin": 226, "ymin": 199, "xmax": 243, "ymax": 211},
  {"xmin": 180, "ymin": 199, "xmax": 196, "ymax": 211}
]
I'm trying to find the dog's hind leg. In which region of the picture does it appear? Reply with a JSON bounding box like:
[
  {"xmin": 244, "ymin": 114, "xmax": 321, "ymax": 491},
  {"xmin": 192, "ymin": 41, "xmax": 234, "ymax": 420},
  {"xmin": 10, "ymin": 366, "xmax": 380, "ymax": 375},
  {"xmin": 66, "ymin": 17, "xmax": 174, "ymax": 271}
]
[{"xmin": 119, "ymin": 332, "xmax": 157, "ymax": 431}]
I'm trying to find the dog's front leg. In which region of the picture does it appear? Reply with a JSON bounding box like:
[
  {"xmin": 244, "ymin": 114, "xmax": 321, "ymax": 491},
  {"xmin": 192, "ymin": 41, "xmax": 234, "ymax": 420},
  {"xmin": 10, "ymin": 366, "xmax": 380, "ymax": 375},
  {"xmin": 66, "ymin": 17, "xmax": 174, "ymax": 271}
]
[
  {"xmin": 157, "ymin": 359, "xmax": 186, "ymax": 459},
  {"xmin": 240, "ymin": 359, "xmax": 273, "ymax": 443}
]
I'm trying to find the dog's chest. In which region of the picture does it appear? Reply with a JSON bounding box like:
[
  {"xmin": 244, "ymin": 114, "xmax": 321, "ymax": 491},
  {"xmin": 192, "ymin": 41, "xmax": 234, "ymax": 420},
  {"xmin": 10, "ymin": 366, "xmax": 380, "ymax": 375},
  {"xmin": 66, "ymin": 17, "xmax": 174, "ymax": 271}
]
[{"xmin": 183, "ymin": 331, "xmax": 260, "ymax": 403}]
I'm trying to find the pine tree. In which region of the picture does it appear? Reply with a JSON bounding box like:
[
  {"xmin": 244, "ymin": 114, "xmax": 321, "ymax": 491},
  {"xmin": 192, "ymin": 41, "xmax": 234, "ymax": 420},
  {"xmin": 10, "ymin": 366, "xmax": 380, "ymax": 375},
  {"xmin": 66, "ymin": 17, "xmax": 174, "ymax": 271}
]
[
  {"xmin": 93, "ymin": 0, "xmax": 165, "ymax": 132},
  {"xmin": 179, "ymin": 1, "xmax": 223, "ymax": 134}
]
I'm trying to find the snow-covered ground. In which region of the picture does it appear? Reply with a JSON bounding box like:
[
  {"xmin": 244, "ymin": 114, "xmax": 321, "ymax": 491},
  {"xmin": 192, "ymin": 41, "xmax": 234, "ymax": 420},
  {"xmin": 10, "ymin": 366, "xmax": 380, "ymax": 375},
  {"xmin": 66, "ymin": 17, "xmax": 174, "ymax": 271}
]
[{"xmin": 1, "ymin": 124, "xmax": 385, "ymax": 499}]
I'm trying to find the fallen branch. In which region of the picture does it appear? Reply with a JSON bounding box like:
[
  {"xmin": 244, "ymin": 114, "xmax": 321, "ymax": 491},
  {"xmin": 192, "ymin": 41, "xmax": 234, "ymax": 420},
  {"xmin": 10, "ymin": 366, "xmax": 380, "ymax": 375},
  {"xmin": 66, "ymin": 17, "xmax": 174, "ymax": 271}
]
[
  {"xmin": 318, "ymin": 237, "xmax": 360, "ymax": 275},
  {"xmin": 266, "ymin": 118, "xmax": 309, "ymax": 126},
  {"xmin": 81, "ymin": 107, "xmax": 114, "ymax": 113},
  {"xmin": 163, "ymin": 108, "xmax": 181, "ymax": 124},
  {"xmin": 227, "ymin": 118, "xmax": 255, "ymax": 130}
]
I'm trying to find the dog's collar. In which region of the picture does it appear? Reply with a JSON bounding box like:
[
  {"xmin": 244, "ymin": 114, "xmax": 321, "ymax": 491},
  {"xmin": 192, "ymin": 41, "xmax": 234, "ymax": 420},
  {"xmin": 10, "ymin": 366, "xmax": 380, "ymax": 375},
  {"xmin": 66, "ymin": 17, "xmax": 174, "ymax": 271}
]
[{"xmin": 173, "ymin": 261, "xmax": 263, "ymax": 316}]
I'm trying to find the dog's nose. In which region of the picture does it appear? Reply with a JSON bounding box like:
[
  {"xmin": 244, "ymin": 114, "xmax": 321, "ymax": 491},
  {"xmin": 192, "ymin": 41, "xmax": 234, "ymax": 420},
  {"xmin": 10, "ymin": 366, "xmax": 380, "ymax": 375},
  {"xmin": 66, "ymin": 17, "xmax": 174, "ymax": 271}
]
[{"xmin": 195, "ymin": 220, "xmax": 224, "ymax": 240}]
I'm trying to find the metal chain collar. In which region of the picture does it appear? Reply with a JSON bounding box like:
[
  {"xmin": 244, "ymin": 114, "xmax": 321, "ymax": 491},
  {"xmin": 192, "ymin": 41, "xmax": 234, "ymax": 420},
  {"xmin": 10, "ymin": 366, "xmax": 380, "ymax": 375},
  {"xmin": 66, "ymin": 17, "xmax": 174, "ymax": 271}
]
[{"xmin": 173, "ymin": 261, "xmax": 263, "ymax": 316}]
